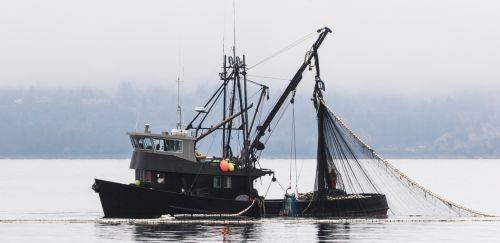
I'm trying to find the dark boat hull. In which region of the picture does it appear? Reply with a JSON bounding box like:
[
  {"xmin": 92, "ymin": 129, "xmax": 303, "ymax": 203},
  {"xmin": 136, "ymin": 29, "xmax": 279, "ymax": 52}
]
[
  {"xmin": 93, "ymin": 179, "xmax": 260, "ymax": 218},
  {"xmin": 263, "ymin": 195, "xmax": 388, "ymax": 217},
  {"xmin": 93, "ymin": 179, "xmax": 388, "ymax": 218}
]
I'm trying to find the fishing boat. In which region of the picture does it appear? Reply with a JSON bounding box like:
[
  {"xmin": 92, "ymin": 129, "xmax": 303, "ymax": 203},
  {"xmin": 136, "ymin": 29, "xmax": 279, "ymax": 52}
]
[{"xmin": 93, "ymin": 27, "xmax": 488, "ymax": 219}]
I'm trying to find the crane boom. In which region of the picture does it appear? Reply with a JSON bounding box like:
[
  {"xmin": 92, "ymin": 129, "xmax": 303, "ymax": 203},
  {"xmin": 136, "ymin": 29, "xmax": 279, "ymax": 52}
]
[{"xmin": 248, "ymin": 27, "xmax": 332, "ymax": 160}]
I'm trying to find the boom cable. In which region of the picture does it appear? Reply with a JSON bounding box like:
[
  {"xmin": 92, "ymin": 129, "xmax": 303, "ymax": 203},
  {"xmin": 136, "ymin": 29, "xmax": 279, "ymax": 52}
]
[{"xmin": 247, "ymin": 31, "xmax": 316, "ymax": 70}]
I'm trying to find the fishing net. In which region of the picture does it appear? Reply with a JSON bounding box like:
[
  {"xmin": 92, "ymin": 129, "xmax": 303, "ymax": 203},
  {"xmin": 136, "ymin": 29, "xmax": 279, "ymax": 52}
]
[{"xmin": 314, "ymin": 96, "xmax": 488, "ymax": 217}]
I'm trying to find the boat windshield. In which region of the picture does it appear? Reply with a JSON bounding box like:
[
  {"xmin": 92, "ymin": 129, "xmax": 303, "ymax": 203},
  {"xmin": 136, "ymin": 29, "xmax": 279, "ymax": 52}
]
[
  {"xmin": 131, "ymin": 136, "xmax": 153, "ymax": 150},
  {"xmin": 131, "ymin": 136, "xmax": 183, "ymax": 153}
]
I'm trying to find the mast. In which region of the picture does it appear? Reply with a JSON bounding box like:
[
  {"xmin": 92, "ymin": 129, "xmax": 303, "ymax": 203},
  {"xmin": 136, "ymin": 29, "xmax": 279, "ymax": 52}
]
[
  {"xmin": 222, "ymin": 55, "xmax": 227, "ymax": 156},
  {"xmin": 242, "ymin": 55, "xmax": 250, "ymax": 162},
  {"xmin": 187, "ymin": 27, "xmax": 331, "ymax": 172},
  {"xmin": 224, "ymin": 58, "xmax": 237, "ymax": 158}
]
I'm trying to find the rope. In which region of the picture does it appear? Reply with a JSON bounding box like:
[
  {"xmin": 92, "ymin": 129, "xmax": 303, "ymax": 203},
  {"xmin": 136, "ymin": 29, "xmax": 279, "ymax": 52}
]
[
  {"xmin": 234, "ymin": 199, "xmax": 257, "ymax": 216},
  {"xmin": 247, "ymin": 31, "xmax": 316, "ymax": 70},
  {"xmin": 301, "ymin": 193, "xmax": 316, "ymax": 215},
  {"xmin": 275, "ymin": 179, "xmax": 287, "ymax": 193},
  {"xmin": 288, "ymin": 113, "xmax": 293, "ymax": 191},
  {"xmin": 291, "ymin": 98, "xmax": 298, "ymax": 194},
  {"xmin": 264, "ymin": 180, "xmax": 273, "ymax": 198},
  {"xmin": 170, "ymin": 199, "xmax": 257, "ymax": 218},
  {"xmin": 254, "ymin": 100, "xmax": 292, "ymax": 159},
  {"xmin": 247, "ymin": 74, "xmax": 290, "ymax": 81}
]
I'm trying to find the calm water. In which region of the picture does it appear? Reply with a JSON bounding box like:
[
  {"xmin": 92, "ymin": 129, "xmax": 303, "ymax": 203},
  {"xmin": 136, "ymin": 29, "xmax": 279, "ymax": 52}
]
[{"xmin": 0, "ymin": 159, "xmax": 499, "ymax": 242}]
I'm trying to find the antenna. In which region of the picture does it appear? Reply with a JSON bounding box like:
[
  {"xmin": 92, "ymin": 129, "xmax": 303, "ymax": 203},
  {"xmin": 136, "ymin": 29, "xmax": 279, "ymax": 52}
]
[
  {"xmin": 176, "ymin": 48, "xmax": 184, "ymax": 130},
  {"xmin": 176, "ymin": 75, "xmax": 183, "ymax": 130},
  {"xmin": 222, "ymin": 0, "xmax": 226, "ymax": 57},
  {"xmin": 232, "ymin": 0, "xmax": 236, "ymax": 58}
]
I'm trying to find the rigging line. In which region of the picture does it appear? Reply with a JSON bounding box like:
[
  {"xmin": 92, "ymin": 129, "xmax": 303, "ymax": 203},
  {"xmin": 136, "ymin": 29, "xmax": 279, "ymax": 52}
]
[
  {"xmin": 263, "ymin": 181, "xmax": 273, "ymax": 198},
  {"xmin": 324, "ymin": 118, "xmax": 357, "ymax": 193},
  {"xmin": 291, "ymin": 99, "xmax": 298, "ymax": 193},
  {"xmin": 187, "ymin": 79, "xmax": 227, "ymax": 130},
  {"xmin": 253, "ymin": 97, "xmax": 266, "ymax": 169},
  {"xmin": 196, "ymin": 83, "xmax": 226, "ymax": 131},
  {"xmin": 288, "ymin": 91, "xmax": 296, "ymax": 191},
  {"xmin": 245, "ymin": 86, "xmax": 263, "ymax": 101},
  {"xmin": 247, "ymin": 74, "xmax": 290, "ymax": 81},
  {"xmin": 206, "ymin": 130, "xmax": 217, "ymax": 154},
  {"xmin": 254, "ymin": 100, "xmax": 292, "ymax": 159},
  {"xmin": 245, "ymin": 79, "xmax": 267, "ymax": 88},
  {"xmin": 247, "ymin": 31, "xmax": 316, "ymax": 70},
  {"xmin": 275, "ymin": 179, "xmax": 287, "ymax": 193},
  {"xmin": 257, "ymin": 101, "xmax": 291, "ymax": 147},
  {"xmin": 188, "ymin": 161, "xmax": 207, "ymax": 194},
  {"xmin": 329, "ymin": 117, "xmax": 379, "ymax": 192},
  {"xmin": 296, "ymin": 159, "xmax": 305, "ymax": 191},
  {"xmin": 263, "ymin": 177, "xmax": 276, "ymax": 198},
  {"xmin": 253, "ymin": 95, "xmax": 266, "ymax": 159},
  {"xmin": 288, "ymin": 127, "xmax": 293, "ymax": 190}
]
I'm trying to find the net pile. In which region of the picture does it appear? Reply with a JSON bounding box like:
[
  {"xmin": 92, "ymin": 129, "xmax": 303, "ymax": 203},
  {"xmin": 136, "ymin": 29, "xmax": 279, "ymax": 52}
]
[{"xmin": 315, "ymin": 97, "xmax": 489, "ymax": 217}]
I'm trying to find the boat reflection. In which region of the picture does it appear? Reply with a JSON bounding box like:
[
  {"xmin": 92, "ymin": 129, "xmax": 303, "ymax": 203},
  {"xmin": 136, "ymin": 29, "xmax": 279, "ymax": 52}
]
[
  {"xmin": 316, "ymin": 223, "xmax": 351, "ymax": 242},
  {"xmin": 131, "ymin": 222, "xmax": 260, "ymax": 242},
  {"xmin": 94, "ymin": 220, "xmax": 352, "ymax": 241}
]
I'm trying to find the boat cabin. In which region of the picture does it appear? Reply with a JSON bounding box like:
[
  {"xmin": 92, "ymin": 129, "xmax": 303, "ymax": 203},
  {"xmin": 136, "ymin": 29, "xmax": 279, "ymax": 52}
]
[
  {"xmin": 126, "ymin": 125, "xmax": 271, "ymax": 200},
  {"xmin": 127, "ymin": 128, "xmax": 196, "ymax": 162}
]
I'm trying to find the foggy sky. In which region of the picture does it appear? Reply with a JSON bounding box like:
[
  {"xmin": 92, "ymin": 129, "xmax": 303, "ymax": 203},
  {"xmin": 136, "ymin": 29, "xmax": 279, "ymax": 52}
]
[{"xmin": 1, "ymin": 0, "xmax": 499, "ymax": 93}]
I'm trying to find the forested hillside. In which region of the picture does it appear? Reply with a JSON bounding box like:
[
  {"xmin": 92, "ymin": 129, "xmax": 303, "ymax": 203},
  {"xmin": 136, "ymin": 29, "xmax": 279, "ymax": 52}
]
[{"xmin": 1, "ymin": 84, "xmax": 498, "ymax": 158}]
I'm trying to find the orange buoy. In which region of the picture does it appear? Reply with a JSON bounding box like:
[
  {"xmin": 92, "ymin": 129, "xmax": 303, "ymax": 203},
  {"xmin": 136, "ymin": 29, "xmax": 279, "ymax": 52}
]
[{"xmin": 220, "ymin": 160, "xmax": 229, "ymax": 172}]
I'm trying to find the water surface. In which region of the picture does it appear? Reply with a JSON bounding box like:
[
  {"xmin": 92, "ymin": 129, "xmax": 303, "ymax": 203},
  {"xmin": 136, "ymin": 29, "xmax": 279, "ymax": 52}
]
[{"xmin": 0, "ymin": 159, "xmax": 499, "ymax": 242}]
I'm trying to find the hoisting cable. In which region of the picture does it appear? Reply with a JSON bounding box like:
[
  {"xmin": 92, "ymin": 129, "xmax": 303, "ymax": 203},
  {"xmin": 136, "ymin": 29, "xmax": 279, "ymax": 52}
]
[
  {"xmin": 275, "ymin": 179, "xmax": 288, "ymax": 193},
  {"xmin": 253, "ymin": 100, "xmax": 292, "ymax": 159},
  {"xmin": 262, "ymin": 174, "xmax": 278, "ymax": 218},
  {"xmin": 288, "ymin": 90, "xmax": 297, "ymax": 194},
  {"xmin": 291, "ymin": 91, "xmax": 298, "ymax": 195},
  {"xmin": 247, "ymin": 74, "xmax": 290, "ymax": 81},
  {"xmin": 247, "ymin": 31, "xmax": 316, "ymax": 70},
  {"xmin": 264, "ymin": 175, "xmax": 277, "ymax": 198}
]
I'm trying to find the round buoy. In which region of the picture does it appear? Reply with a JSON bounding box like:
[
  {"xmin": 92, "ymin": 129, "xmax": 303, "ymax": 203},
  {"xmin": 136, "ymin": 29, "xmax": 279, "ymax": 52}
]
[
  {"xmin": 135, "ymin": 180, "xmax": 141, "ymax": 186},
  {"xmin": 220, "ymin": 160, "xmax": 229, "ymax": 172},
  {"xmin": 228, "ymin": 163, "xmax": 235, "ymax": 172}
]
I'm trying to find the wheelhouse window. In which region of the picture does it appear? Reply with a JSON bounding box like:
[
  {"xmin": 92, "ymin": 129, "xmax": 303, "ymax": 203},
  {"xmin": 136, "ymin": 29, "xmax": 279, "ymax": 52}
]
[
  {"xmin": 132, "ymin": 137, "xmax": 183, "ymax": 153},
  {"xmin": 153, "ymin": 138, "xmax": 165, "ymax": 151},
  {"xmin": 135, "ymin": 170, "xmax": 143, "ymax": 181},
  {"xmin": 130, "ymin": 137, "xmax": 137, "ymax": 148},
  {"xmin": 132, "ymin": 136, "xmax": 154, "ymax": 150},
  {"xmin": 165, "ymin": 139, "xmax": 183, "ymax": 153},
  {"xmin": 213, "ymin": 176, "xmax": 231, "ymax": 189},
  {"xmin": 143, "ymin": 138, "xmax": 153, "ymax": 150},
  {"xmin": 213, "ymin": 176, "xmax": 221, "ymax": 188},
  {"xmin": 222, "ymin": 176, "xmax": 232, "ymax": 189},
  {"xmin": 135, "ymin": 170, "xmax": 153, "ymax": 183}
]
